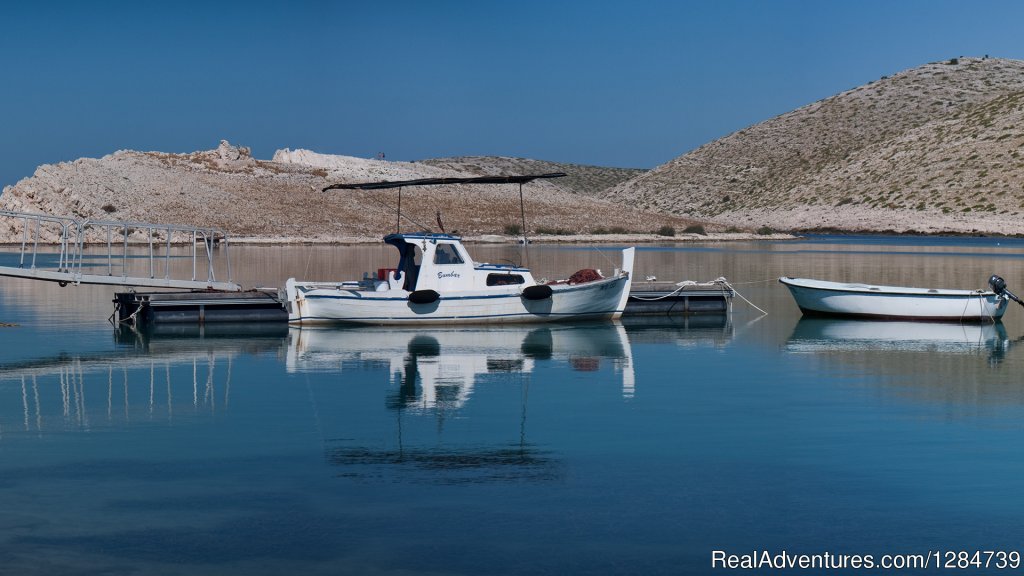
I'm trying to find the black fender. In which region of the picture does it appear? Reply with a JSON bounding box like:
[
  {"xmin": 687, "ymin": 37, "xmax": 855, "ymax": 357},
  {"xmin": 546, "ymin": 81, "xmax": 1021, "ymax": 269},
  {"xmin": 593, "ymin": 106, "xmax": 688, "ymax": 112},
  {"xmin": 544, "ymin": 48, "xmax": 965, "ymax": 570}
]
[
  {"xmin": 408, "ymin": 289, "xmax": 440, "ymax": 304},
  {"xmin": 521, "ymin": 285, "xmax": 553, "ymax": 301}
]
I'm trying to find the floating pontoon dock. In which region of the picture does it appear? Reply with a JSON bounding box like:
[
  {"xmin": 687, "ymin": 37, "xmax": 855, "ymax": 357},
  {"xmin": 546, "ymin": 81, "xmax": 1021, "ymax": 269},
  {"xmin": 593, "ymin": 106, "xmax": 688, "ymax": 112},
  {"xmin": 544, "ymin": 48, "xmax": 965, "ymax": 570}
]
[
  {"xmin": 114, "ymin": 284, "xmax": 733, "ymax": 325},
  {"xmin": 113, "ymin": 290, "xmax": 288, "ymax": 324},
  {"xmin": 628, "ymin": 282, "xmax": 734, "ymax": 315}
]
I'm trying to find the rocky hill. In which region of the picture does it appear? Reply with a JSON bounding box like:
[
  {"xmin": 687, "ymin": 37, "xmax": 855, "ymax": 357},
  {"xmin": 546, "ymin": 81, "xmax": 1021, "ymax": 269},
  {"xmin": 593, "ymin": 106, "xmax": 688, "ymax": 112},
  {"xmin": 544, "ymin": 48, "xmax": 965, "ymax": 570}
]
[
  {"xmin": 605, "ymin": 57, "xmax": 1024, "ymax": 234},
  {"xmin": 0, "ymin": 142, "xmax": 701, "ymax": 243}
]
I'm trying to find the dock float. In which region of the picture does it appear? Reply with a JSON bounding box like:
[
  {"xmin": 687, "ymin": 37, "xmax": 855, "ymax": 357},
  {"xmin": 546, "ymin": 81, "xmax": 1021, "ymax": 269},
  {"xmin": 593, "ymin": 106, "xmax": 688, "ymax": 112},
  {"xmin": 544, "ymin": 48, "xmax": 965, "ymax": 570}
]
[
  {"xmin": 114, "ymin": 290, "xmax": 287, "ymax": 324},
  {"xmin": 114, "ymin": 283, "xmax": 733, "ymax": 325},
  {"xmin": 627, "ymin": 284, "xmax": 734, "ymax": 315}
]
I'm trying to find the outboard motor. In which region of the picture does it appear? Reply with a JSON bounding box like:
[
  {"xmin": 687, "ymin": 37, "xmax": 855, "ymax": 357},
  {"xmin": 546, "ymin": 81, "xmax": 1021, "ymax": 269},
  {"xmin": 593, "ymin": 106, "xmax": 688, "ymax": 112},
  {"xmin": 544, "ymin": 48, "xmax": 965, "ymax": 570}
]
[{"xmin": 989, "ymin": 275, "xmax": 1024, "ymax": 307}]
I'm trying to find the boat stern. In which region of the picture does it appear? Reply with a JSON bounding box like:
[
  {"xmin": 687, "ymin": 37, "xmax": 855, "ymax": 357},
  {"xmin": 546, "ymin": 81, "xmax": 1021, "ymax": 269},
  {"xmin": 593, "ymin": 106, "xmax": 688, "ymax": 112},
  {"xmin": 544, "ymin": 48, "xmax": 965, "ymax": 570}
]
[
  {"xmin": 612, "ymin": 247, "xmax": 636, "ymax": 318},
  {"xmin": 284, "ymin": 278, "xmax": 301, "ymax": 322}
]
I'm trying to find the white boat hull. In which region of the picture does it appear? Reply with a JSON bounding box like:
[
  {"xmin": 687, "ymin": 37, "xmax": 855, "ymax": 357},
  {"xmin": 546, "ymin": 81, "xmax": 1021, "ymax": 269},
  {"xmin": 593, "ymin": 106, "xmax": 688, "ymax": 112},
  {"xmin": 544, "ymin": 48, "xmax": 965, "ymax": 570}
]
[
  {"xmin": 287, "ymin": 274, "xmax": 632, "ymax": 326},
  {"xmin": 779, "ymin": 277, "xmax": 1008, "ymax": 322}
]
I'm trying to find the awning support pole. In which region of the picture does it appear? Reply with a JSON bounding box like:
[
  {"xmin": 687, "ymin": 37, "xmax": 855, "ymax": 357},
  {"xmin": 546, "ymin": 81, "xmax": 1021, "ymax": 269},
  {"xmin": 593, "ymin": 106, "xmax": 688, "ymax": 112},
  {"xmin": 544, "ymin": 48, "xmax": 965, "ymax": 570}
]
[{"xmin": 519, "ymin": 182, "xmax": 530, "ymax": 268}]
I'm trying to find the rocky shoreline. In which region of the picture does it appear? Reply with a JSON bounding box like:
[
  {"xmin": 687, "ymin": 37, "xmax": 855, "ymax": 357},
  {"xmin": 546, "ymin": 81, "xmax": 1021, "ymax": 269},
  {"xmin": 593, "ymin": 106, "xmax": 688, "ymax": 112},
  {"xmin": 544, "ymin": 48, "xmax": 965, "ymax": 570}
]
[
  {"xmin": 225, "ymin": 231, "xmax": 798, "ymax": 245},
  {"xmin": 0, "ymin": 231, "xmax": 797, "ymax": 247}
]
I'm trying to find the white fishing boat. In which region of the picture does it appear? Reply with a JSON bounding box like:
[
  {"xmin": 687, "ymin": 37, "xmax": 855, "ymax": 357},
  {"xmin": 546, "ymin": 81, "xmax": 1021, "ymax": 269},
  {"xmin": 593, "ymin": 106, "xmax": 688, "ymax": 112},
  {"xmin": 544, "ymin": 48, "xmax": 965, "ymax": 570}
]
[
  {"xmin": 286, "ymin": 232, "xmax": 633, "ymax": 325},
  {"xmin": 779, "ymin": 275, "xmax": 1022, "ymax": 322},
  {"xmin": 284, "ymin": 173, "xmax": 635, "ymax": 326}
]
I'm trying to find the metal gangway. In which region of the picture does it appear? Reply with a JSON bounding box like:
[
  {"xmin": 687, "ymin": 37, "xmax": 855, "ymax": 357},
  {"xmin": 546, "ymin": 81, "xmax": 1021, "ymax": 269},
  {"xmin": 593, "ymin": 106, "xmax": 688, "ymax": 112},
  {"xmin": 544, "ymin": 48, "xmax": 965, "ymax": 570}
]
[{"xmin": 0, "ymin": 210, "xmax": 241, "ymax": 291}]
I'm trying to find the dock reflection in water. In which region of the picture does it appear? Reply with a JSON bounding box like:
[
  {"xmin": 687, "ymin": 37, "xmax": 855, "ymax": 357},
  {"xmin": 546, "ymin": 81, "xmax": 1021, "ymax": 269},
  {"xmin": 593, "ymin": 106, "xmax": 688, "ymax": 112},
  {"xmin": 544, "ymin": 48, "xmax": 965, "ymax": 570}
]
[
  {"xmin": 621, "ymin": 314, "xmax": 734, "ymax": 349},
  {"xmin": 0, "ymin": 324, "xmax": 288, "ymax": 435}
]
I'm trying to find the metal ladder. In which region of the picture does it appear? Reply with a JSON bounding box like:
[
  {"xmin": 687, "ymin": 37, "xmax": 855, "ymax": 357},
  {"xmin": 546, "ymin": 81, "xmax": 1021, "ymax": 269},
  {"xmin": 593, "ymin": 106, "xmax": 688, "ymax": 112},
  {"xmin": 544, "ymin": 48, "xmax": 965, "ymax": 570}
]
[{"xmin": 0, "ymin": 210, "xmax": 241, "ymax": 291}]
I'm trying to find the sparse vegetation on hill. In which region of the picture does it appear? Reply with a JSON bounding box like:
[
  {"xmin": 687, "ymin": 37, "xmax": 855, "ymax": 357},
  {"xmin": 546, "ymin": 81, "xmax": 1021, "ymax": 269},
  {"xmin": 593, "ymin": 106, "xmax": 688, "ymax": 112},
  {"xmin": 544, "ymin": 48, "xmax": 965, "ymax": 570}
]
[{"xmin": 605, "ymin": 57, "xmax": 1024, "ymax": 234}]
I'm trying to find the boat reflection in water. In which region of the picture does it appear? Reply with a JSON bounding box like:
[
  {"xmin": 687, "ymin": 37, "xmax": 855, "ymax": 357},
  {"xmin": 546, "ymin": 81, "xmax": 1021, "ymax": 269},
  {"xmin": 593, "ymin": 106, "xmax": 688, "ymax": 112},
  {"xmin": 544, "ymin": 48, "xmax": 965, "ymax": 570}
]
[
  {"xmin": 287, "ymin": 322, "xmax": 642, "ymax": 484},
  {"xmin": 288, "ymin": 318, "xmax": 735, "ymax": 484},
  {"xmin": 286, "ymin": 322, "xmax": 637, "ymax": 403},
  {"xmin": 786, "ymin": 318, "xmax": 1010, "ymax": 363}
]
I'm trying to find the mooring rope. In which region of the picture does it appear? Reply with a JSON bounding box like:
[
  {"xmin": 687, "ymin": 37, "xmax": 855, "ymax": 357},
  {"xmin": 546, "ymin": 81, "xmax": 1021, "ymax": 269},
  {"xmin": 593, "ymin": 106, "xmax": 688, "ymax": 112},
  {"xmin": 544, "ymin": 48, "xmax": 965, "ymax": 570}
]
[
  {"xmin": 109, "ymin": 302, "xmax": 143, "ymax": 326},
  {"xmin": 721, "ymin": 278, "xmax": 780, "ymax": 286},
  {"xmin": 716, "ymin": 277, "xmax": 768, "ymax": 316},
  {"xmin": 957, "ymin": 291, "xmax": 1000, "ymax": 324}
]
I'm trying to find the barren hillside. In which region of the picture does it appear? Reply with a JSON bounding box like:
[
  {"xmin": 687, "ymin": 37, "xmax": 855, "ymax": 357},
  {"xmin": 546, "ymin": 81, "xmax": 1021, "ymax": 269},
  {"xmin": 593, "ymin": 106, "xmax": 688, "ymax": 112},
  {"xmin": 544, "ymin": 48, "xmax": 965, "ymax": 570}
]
[
  {"xmin": 0, "ymin": 142, "xmax": 700, "ymax": 243},
  {"xmin": 606, "ymin": 57, "xmax": 1024, "ymax": 234}
]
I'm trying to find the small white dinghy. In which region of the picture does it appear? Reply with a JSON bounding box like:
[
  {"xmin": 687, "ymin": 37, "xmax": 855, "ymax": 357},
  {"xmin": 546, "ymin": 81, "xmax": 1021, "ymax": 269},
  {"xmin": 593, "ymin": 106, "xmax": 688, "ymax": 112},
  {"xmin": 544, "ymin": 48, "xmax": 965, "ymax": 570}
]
[{"xmin": 779, "ymin": 275, "xmax": 1023, "ymax": 322}]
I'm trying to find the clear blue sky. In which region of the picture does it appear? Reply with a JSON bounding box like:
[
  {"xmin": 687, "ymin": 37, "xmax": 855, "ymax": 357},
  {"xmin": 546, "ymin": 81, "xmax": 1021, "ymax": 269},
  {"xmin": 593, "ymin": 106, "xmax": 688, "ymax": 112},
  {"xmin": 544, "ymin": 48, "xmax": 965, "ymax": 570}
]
[{"xmin": 0, "ymin": 0, "xmax": 1021, "ymax": 187}]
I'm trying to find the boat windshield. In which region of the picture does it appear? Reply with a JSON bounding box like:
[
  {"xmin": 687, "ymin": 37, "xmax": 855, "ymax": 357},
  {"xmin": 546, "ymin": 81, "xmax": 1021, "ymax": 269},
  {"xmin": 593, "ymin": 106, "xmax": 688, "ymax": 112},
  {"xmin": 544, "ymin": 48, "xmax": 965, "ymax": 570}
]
[{"xmin": 434, "ymin": 243, "xmax": 463, "ymax": 265}]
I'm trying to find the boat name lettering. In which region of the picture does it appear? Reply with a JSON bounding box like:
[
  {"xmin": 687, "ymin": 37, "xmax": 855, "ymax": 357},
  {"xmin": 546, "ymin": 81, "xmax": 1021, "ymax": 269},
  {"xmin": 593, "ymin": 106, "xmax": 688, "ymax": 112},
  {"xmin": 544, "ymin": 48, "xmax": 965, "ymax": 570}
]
[{"xmin": 438, "ymin": 271, "xmax": 461, "ymax": 279}]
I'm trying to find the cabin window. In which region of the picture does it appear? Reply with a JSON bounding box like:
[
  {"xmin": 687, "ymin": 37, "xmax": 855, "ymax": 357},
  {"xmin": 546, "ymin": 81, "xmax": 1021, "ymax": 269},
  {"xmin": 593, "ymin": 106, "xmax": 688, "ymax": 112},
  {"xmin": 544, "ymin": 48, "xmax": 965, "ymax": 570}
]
[
  {"xmin": 434, "ymin": 243, "xmax": 464, "ymax": 265},
  {"xmin": 487, "ymin": 273, "xmax": 525, "ymax": 286}
]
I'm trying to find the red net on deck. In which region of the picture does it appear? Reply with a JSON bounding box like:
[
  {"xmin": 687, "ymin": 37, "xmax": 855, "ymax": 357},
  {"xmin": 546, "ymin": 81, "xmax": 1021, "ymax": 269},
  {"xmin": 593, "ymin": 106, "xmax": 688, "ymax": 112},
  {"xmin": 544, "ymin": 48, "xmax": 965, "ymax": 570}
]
[{"xmin": 568, "ymin": 269, "xmax": 603, "ymax": 284}]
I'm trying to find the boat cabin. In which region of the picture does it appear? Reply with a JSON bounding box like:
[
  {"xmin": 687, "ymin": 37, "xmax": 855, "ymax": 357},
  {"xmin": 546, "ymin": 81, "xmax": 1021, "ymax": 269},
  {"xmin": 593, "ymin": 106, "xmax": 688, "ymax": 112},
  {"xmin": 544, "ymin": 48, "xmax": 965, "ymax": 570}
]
[{"xmin": 381, "ymin": 233, "xmax": 536, "ymax": 293}]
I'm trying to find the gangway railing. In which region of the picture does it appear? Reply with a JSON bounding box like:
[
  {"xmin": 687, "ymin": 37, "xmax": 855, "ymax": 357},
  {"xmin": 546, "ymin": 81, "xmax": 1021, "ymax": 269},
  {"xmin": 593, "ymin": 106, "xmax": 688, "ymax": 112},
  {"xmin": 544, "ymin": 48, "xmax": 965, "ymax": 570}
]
[
  {"xmin": 1, "ymin": 210, "xmax": 79, "ymax": 273},
  {"xmin": 76, "ymin": 219, "xmax": 233, "ymax": 288},
  {"xmin": 0, "ymin": 210, "xmax": 240, "ymax": 291}
]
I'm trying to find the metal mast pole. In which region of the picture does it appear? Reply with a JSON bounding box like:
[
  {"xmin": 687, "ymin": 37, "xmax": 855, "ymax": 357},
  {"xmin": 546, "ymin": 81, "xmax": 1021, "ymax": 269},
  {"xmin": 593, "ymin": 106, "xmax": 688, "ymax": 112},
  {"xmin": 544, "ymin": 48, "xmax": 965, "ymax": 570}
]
[
  {"xmin": 519, "ymin": 182, "xmax": 529, "ymax": 268},
  {"xmin": 520, "ymin": 182, "xmax": 528, "ymax": 242}
]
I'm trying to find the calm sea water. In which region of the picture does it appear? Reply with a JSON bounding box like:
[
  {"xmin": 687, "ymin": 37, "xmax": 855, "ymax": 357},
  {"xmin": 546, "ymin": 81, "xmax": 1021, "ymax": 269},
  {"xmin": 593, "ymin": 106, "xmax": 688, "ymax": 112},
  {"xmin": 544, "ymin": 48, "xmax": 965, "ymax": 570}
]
[{"xmin": 2, "ymin": 236, "xmax": 1024, "ymax": 575}]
